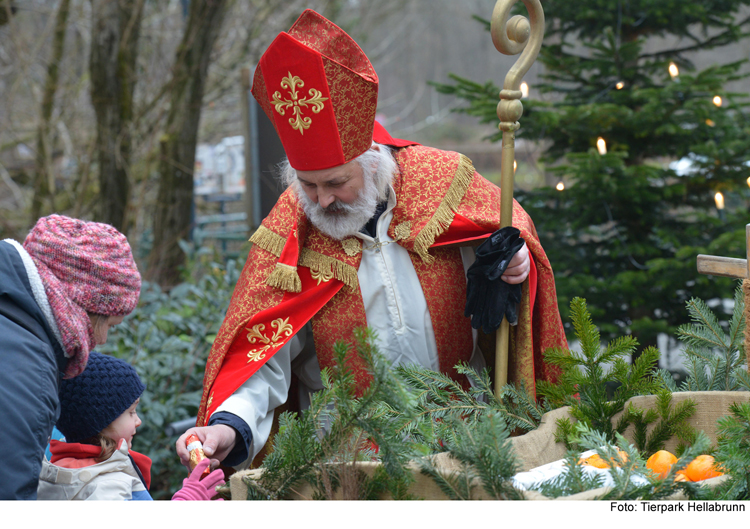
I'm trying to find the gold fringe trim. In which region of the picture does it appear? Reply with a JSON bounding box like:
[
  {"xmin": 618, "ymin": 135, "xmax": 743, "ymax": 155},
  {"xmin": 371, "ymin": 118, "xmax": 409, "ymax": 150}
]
[
  {"xmin": 342, "ymin": 237, "xmax": 362, "ymax": 256},
  {"xmin": 266, "ymin": 262, "xmax": 301, "ymax": 293},
  {"xmin": 394, "ymin": 221, "xmax": 411, "ymax": 241},
  {"xmin": 249, "ymin": 225, "xmax": 286, "ymax": 257},
  {"xmin": 300, "ymin": 248, "xmax": 359, "ymax": 291},
  {"xmin": 413, "ymin": 154, "xmax": 475, "ymax": 263}
]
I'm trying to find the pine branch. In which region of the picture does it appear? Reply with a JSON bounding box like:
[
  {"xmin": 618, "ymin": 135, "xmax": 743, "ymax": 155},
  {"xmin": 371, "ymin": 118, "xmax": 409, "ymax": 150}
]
[
  {"xmin": 540, "ymin": 298, "xmax": 675, "ymax": 449},
  {"xmin": 676, "ymin": 286, "xmax": 747, "ymax": 391}
]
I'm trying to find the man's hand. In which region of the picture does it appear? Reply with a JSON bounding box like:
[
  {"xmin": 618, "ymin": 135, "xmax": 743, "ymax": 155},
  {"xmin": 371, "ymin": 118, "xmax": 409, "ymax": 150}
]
[
  {"xmin": 501, "ymin": 242, "xmax": 529, "ymax": 284},
  {"xmin": 465, "ymin": 227, "xmax": 526, "ymax": 333},
  {"xmin": 175, "ymin": 424, "xmax": 237, "ymax": 469}
]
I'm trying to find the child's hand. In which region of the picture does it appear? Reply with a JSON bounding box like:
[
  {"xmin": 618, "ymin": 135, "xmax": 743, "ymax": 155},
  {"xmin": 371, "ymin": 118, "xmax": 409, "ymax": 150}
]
[{"xmin": 171, "ymin": 459, "xmax": 226, "ymax": 501}]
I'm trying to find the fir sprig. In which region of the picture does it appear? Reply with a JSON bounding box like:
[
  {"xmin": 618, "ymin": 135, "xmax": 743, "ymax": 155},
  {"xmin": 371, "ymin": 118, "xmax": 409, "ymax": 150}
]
[
  {"xmin": 704, "ymin": 402, "xmax": 750, "ymax": 500},
  {"xmin": 622, "ymin": 389, "xmax": 697, "ymax": 456},
  {"xmin": 243, "ymin": 328, "xmax": 420, "ymax": 500},
  {"xmin": 416, "ymin": 410, "xmax": 523, "ymax": 500},
  {"xmin": 676, "ymin": 283, "xmax": 749, "ymax": 391},
  {"xmin": 530, "ymin": 452, "xmax": 607, "ymax": 498},
  {"xmin": 538, "ymin": 297, "xmax": 675, "ymax": 450},
  {"xmin": 393, "ymin": 362, "xmax": 550, "ymax": 444}
]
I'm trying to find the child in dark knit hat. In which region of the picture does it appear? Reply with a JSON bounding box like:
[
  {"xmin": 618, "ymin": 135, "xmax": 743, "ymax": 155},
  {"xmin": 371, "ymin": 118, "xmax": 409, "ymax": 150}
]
[{"xmin": 37, "ymin": 352, "xmax": 224, "ymax": 500}]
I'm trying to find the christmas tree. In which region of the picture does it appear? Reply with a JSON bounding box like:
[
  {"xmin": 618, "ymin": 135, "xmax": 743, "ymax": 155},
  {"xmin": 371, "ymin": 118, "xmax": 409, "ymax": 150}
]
[{"xmin": 435, "ymin": 0, "xmax": 750, "ymax": 355}]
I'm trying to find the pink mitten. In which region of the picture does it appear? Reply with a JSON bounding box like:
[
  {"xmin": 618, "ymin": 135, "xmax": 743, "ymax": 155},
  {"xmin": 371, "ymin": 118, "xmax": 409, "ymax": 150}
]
[{"xmin": 171, "ymin": 458, "xmax": 226, "ymax": 501}]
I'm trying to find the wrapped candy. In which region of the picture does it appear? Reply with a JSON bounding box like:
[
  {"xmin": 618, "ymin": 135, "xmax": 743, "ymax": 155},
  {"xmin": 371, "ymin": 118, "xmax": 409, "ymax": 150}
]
[{"xmin": 186, "ymin": 434, "xmax": 211, "ymax": 478}]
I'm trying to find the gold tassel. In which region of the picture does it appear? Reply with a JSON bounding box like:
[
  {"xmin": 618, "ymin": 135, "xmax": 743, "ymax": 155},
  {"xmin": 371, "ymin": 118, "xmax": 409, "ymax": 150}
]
[
  {"xmin": 413, "ymin": 154, "xmax": 475, "ymax": 263},
  {"xmin": 265, "ymin": 262, "xmax": 302, "ymax": 293},
  {"xmin": 300, "ymin": 248, "xmax": 359, "ymax": 291},
  {"xmin": 249, "ymin": 225, "xmax": 286, "ymax": 257}
]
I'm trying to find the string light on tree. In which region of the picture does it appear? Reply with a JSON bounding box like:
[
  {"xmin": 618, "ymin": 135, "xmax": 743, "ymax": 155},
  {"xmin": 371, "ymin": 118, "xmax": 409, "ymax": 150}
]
[
  {"xmin": 520, "ymin": 82, "xmax": 529, "ymax": 98},
  {"xmin": 514, "ymin": 160, "xmax": 517, "ymax": 173},
  {"xmin": 713, "ymin": 95, "xmax": 723, "ymax": 107},
  {"xmin": 556, "ymin": 181, "xmax": 565, "ymax": 191},
  {"xmin": 668, "ymin": 62, "xmax": 679, "ymax": 79},
  {"xmin": 706, "ymin": 119, "xmax": 716, "ymax": 127},
  {"xmin": 616, "ymin": 81, "xmax": 624, "ymax": 90},
  {"xmin": 746, "ymin": 176, "xmax": 750, "ymax": 189},
  {"xmin": 714, "ymin": 191, "xmax": 725, "ymax": 211},
  {"xmin": 714, "ymin": 192, "xmax": 726, "ymax": 220},
  {"xmin": 597, "ymin": 137, "xmax": 607, "ymax": 155}
]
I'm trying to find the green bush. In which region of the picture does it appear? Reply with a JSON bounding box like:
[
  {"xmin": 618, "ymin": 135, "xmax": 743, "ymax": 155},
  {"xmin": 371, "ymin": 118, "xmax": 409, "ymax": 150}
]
[{"xmin": 99, "ymin": 254, "xmax": 241, "ymax": 499}]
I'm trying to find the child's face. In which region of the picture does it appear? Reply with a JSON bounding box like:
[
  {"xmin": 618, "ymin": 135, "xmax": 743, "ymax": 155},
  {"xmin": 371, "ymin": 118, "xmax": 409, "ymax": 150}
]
[
  {"xmin": 102, "ymin": 398, "xmax": 141, "ymax": 449},
  {"xmin": 91, "ymin": 315, "xmax": 125, "ymax": 345}
]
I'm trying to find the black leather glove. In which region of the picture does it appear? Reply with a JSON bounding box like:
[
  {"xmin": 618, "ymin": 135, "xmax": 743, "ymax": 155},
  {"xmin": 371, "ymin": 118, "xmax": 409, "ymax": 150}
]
[{"xmin": 464, "ymin": 226, "xmax": 525, "ymax": 333}]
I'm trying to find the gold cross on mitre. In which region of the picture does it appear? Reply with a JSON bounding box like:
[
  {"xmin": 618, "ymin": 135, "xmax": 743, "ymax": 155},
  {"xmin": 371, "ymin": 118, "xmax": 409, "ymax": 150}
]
[{"xmin": 696, "ymin": 223, "xmax": 750, "ymax": 370}]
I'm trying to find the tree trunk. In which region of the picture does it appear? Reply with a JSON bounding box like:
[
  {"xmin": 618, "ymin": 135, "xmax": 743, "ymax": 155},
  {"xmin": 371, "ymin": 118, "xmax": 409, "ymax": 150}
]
[
  {"xmin": 89, "ymin": 0, "xmax": 145, "ymax": 232},
  {"xmin": 0, "ymin": 1, "xmax": 16, "ymax": 26},
  {"xmin": 146, "ymin": 0, "xmax": 228, "ymax": 287},
  {"xmin": 29, "ymin": 0, "xmax": 71, "ymax": 225}
]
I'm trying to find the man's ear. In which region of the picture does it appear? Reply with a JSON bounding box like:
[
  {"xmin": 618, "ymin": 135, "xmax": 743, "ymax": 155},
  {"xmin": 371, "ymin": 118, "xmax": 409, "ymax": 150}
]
[{"xmin": 370, "ymin": 143, "xmax": 380, "ymax": 152}]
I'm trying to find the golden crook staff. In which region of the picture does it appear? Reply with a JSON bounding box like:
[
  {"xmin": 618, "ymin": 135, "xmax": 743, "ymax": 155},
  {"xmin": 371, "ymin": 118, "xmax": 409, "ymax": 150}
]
[{"xmin": 490, "ymin": 0, "xmax": 545, "ymax": 397}]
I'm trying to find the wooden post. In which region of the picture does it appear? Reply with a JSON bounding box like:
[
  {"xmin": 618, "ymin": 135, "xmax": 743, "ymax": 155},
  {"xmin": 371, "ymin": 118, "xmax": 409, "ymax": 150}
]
[
  {"xmin": 696, "ymin": 223, "xmax": 750, "ymax": 372},
  {"xmin": 240, "ymin": 67, "xmax": 256, "ymax": 231}
]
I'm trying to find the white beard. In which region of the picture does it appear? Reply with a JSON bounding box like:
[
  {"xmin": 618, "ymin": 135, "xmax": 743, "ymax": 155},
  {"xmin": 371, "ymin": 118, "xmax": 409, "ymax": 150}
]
[{"xmin": 296, "ymin": 172, "xmax": 381, "ymax": 240}]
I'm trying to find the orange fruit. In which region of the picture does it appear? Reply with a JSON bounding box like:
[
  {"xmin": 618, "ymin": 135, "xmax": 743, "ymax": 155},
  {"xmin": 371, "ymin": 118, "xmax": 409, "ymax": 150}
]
[
  {"xmin": 579, "ymin": 450, "xmax": 629, "ymax": 469},
  {"xmin": 646, "ymin": 450, "xmax": 677, "ymax": 479},
  {"xmin": 579, "ymin": 454, "xmax": 609, "ymax": 469},
  {"xmin": 674, "ymin": 470, "xmax": 690, "ymax": 482},
  {"xmin": 684, "ymin": 455, "xmax": 723, "ymax": 482}
]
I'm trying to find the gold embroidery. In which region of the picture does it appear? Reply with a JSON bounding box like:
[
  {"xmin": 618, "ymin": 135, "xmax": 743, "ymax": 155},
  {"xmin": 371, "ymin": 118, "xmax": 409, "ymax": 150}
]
[
  {"xmin": 413, "ymin": 154, "xmax": 475, "ymax": 263},
  {"xmin": 322, "ymin": 58, "xmax": 378, "ymax": 161},
  {"xmin": 207, "ymin": 393, "xmax": 213, "ymax": 410},
  {"xmin": 394, "ymin": 221, "xmax": 411, "ymax": 241},
  {"xmin": 271, "ymin": 72, "xmax": 328, "ymax": 134},
  {"xmin": 246, "ymin": 317, "xmax": 295, "ymax": 363},
  {"xmin": 341, "ymin": 237, "xmax": 361, "ymax": 256},
  {"xmin": 299, "ymin": 248, "xmax": 359, "ymax": 290},
  {"xmin": 311, "ymin": 268, "xmax": 334, "ymax": 285}
]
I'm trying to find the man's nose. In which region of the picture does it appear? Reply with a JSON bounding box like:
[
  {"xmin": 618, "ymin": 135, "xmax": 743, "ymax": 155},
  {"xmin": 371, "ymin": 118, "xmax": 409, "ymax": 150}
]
[{"xmin": 318, "ymin": 191, "xmax": 336, "ymax": 209}]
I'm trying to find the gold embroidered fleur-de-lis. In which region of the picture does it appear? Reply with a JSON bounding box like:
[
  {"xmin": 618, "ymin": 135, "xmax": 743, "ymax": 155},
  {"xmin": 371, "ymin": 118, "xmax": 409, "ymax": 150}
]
[
  {"xmin": 342, "ymin": 237, "xmax": 361, "ymax": 256},
  {"xmin": 246, "ymin": 317, "xmax": 295, "ymax": 363},
  {"xmin": 271, "ymin": 73, "xmax": 328, "ymax": 134},
  {"xmin": 310, "ymin": 267, "xmax": 334, "ymax": 285}
]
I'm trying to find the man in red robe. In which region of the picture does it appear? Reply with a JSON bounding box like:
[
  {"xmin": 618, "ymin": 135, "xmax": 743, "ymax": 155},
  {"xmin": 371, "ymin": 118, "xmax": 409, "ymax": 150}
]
[{"xmin": 176, "ymin": 9, "xmax": 566, "ymax": 470}]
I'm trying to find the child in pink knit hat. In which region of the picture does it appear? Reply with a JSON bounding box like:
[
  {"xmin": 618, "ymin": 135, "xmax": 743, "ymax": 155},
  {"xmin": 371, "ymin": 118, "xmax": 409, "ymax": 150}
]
[
  {"xmin": 23, "ymin": 214, "xmax": 142, "ymax": 378},
  {"xmin": 0, "ymin": 214, "xmax": 141, "ymax": 500}
]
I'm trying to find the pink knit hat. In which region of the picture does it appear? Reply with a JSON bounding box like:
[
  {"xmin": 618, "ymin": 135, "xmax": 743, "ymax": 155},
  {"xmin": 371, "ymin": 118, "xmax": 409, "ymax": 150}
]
[{"xmin": 23, "ymin": 215, "xmax": 141, "ymax": 378}]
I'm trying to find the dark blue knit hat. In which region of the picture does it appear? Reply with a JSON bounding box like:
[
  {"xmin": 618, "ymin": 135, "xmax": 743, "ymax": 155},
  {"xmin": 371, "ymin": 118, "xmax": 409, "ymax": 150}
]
[{"xmin": 57, "ymin": 352, "xmax": 145, "ymax": 443}]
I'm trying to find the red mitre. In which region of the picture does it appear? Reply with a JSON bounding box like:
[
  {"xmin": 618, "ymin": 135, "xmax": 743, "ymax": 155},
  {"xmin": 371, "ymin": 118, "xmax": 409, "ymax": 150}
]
[{"xmin": 251, "ymin": 9, "xmax": 379, "ymax": 171}]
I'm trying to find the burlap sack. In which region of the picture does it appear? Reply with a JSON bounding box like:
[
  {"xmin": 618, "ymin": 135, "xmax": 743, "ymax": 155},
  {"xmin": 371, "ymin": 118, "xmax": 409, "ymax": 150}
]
[
  {"xmin": 229, "ymin": 391, "xmax": 750, "ymax": 500},
  {"xmin": 230, "ymin": 452, "xmax": 497, "ymax": 500},
  {"xmin": 613, "ymin": 391, "xmax": 750, "ymax": 454}
]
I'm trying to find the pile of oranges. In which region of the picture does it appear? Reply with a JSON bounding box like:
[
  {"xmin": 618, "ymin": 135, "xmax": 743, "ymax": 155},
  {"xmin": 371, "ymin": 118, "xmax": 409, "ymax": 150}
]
[
  {"xmin": 646, "ymin": 450, "xmax": 724, "ymax": 482},
  {"xmin": 579, "ymin": 449, "xmax": 724, "ymax": 482}
]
